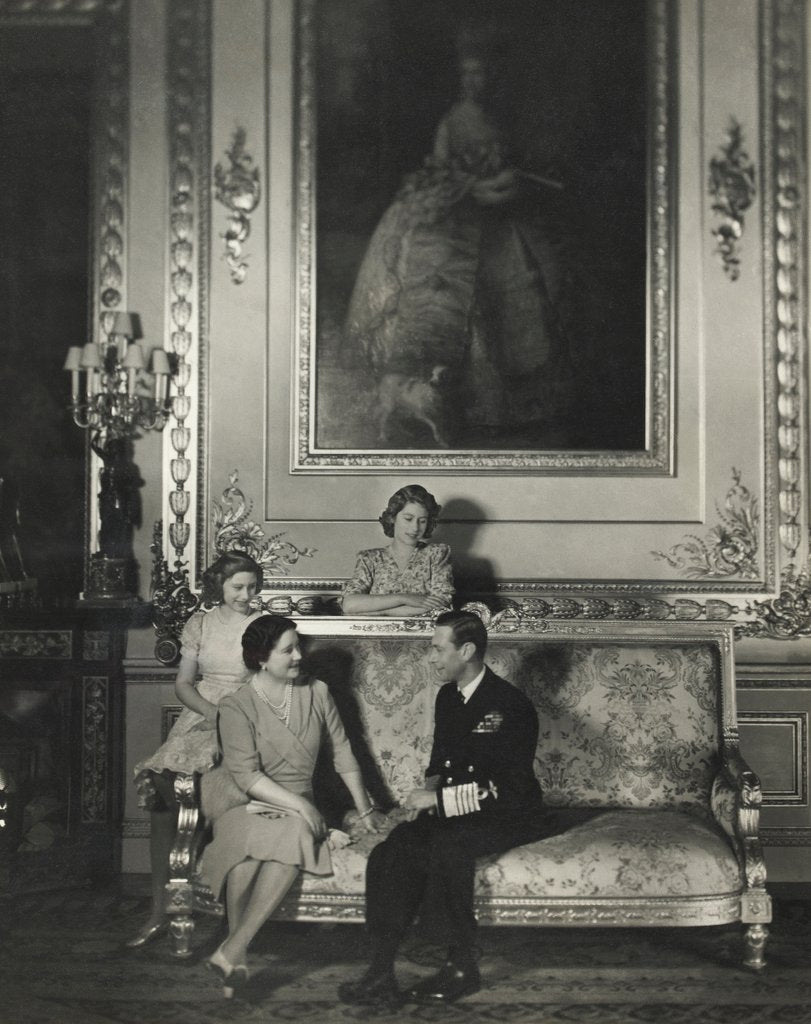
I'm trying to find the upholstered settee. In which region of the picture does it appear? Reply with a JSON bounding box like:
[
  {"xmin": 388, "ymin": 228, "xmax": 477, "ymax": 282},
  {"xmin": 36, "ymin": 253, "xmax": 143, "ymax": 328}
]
[{"xmin": 165, "ymin": 617, "xmax": 771, "ymax": 968}]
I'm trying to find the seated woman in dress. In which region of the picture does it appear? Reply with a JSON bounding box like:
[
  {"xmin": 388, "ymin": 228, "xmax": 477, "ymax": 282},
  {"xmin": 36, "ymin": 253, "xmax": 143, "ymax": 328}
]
[
  {"xmin": 341, "ymin": 484, "xmax": 454, "ymax": 617},
  {"xmin": 127, "ymin": 550, "xmax": 263, "ymax": 948},
  {"xmin": 202, "ymin": 614, "xmax": 385, "ymax": 997}
]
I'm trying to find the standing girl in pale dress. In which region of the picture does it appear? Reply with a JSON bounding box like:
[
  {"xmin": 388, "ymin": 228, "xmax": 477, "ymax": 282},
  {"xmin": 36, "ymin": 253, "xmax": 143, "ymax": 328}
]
[
  {"xmin": 202, "ymin": 614, "xmax": 386, "ymax": 997},
  {"xmin": 341, "ymin": 484, "xmax": 454, "ymax": 617},
  {"xmin": 127, "ymin": 550, "xmax": 263, "ymax": 948}
]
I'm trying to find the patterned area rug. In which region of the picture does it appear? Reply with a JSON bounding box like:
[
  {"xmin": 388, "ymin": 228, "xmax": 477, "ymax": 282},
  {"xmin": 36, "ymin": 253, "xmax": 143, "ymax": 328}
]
[{"xmin": 1, "ymin": 882, "xmax": 810, "ymax": 1024}]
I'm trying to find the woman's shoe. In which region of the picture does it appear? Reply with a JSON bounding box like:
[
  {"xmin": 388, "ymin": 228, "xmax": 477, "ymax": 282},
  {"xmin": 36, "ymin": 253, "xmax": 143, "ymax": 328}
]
[
  {"xmin": 207, "ymin": 943, "xmax": 248, "ymax": 999},
  {"xmin": 125, "ymin": 919, "xmax": 168, "ymax": 949}
]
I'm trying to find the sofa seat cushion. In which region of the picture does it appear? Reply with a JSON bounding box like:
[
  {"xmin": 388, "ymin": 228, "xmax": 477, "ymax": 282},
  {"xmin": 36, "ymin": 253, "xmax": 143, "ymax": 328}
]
[
  {"xmin": 291, "ymin": 807, "xmax": 741, "ymax": 901},
  {"xmin": 475, "ymin": 809, "xmax": 742, "ymax": 899}
]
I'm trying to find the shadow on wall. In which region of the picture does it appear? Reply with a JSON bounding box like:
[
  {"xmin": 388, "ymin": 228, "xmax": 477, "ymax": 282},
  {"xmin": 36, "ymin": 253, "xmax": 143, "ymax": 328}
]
[
  {"xmin": 438, "ymin": 496, "xmax": 497, "ymax": 601},
  {"xmin": 302, "ymin": 638, "xmax": 392, "ymax": 823}
]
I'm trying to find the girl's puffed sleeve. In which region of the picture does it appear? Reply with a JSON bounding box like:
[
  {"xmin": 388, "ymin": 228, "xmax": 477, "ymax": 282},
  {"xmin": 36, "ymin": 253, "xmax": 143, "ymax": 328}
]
[
  {"xmin": 314, "ymin": 680, "xmax": 360, "ymax": 777},
  {"xmin": 218, "ymin": 697, "xmax": 265, "ymax": 794},
  {"xmin": 179, "ymin": 611, "xmax": 205, "ymax": 660},
  {"xmin": 342, "ymin": 549, "xmax": 374, "ymax": 596},
  {"xmin": 428, "ymin": 543, "xmax": 455, "ymax": 601}
]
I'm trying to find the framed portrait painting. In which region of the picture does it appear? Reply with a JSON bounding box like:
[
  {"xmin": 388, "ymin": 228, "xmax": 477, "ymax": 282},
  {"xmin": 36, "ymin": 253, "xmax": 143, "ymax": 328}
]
[{"xmin": 293, "ymin": 0, "xmax": 672, "ymax": 471}]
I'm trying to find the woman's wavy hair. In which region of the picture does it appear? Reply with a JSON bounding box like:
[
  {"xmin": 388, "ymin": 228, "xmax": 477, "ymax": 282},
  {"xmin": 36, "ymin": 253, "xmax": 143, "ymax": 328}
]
[
  {"xmin": 201, "ymin": 549, "xmax": 263, "ymax": 605},
  {"xmin": 378, "ymin": 484, "xmax": 442, "ymax": 539},
  {"xmin": 241, "ymin": 614, "xmax": 297, "ymax": 671}
]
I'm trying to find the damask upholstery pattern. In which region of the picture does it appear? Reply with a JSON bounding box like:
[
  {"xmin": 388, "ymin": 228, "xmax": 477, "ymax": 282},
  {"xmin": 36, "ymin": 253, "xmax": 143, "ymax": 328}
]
[
  {"xmin": 304, "ymin": 639, "xmax": 721, "ymax": 814},
  {"xmin": 304, "ymin": 638, "xmax": 435, "ymax": 802},
  {"xmin": 488, "ymin": 643, "xmax": 720, "ymax": 814},
  {"xmin": 474, "ymin": 809, "xmax": 740, "ymax": 899},
  {"xmin": 287, "ymin": 807, "xmax": 741, "ymax": 900}
]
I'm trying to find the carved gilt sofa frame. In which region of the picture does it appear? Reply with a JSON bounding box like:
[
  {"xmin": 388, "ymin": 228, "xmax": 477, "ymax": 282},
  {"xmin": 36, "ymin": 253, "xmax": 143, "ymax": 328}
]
[{"xmin": 163, "ymin": 616, "xmax": 771, "ymax": 969}]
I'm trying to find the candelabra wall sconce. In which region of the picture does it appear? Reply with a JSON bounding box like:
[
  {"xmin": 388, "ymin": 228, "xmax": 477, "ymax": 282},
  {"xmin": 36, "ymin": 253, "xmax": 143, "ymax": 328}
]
[{"xmin": 64, "ymin": 312, "xmax": 173, "ymax": 600}]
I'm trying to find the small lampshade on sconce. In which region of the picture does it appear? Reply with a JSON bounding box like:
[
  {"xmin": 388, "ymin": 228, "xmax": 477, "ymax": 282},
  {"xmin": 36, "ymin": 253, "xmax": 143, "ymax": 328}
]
[
  {"xmin": 64, "ymin": 311, "xmax": 174, "ymax": 600},
  {"xmin": 63, "ymin": 346, "xmax": 83, "ymax": 400},
  {"xmin": 110, "ymin": 310, "xmax": 141, "ymax": 339},
  {"xmin": 151, "ymin": 347, "xmax": 171, "ymax": 402}
]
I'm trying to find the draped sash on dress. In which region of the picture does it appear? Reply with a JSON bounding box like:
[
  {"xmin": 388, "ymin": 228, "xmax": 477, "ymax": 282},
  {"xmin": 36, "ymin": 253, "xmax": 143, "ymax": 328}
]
[{"xmin": 253, "ymin": 685, "xmax": 317, "ymax": 787}]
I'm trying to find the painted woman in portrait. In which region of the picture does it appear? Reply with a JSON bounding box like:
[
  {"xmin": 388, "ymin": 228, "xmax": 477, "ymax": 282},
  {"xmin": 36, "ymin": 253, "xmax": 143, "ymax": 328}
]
[{"xmin": 343, "ymin": 30, "xmax": 574, "ymax": 449}]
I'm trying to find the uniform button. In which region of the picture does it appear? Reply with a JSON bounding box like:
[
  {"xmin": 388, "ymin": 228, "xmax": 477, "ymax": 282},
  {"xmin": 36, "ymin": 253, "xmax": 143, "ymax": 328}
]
[
  {"xmin": 446, "ymin": 777, "xmax": 453, "ymax": 784},
  {"xmin": 468, "ymin": 765, "xmax": 474, "ymax": 773},
  {"xmin": 444, "ymin": 760, "xmax": 452, "ymax": 768}
]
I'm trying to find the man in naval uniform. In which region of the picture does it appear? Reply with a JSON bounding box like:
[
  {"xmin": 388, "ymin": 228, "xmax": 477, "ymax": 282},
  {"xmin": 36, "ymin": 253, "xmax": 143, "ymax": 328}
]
[{"xmin": 339, "ymin": 609, "xmax": 548, "ymax": 1007}]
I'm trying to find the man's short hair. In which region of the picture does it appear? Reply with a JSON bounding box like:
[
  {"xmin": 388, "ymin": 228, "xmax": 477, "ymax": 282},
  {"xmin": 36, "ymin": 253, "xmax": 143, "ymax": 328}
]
[{"xmin": 435, "ymin": 610, "xmax": 487, "ymax": 659}]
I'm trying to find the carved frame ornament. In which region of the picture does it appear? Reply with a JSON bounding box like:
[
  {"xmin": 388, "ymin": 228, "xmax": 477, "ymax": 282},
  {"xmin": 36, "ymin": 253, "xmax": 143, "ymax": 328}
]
[{"xmin": 291, "ymin": 0, "xmax": 673, "ymax": 473}]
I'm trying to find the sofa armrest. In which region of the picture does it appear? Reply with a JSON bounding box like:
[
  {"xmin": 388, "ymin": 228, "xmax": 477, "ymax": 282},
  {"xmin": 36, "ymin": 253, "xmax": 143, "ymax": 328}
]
[
  {"xmin": 169, "ymin": 772, "xmax": 207, "ymax": 883},
  {"xmin": 711, "ymin": 745, "xmax": 771, "ymax": 923}
]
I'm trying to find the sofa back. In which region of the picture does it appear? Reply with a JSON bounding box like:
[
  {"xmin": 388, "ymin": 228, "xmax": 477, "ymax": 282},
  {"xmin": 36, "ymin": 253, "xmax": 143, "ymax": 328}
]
[
  {"xmin": 487, "ymin": 641, "xmax": 719, "ymax": 815},
  {"xmin": 300, "ymin": 620, "xmax": 735, "ymax": 818}
]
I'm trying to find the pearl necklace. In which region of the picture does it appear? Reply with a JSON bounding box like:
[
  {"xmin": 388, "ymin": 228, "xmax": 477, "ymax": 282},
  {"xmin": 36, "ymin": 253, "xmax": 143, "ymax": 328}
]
[{"xmin": 253, "ymin": 678, "xmax": 292, "ymax": 726}]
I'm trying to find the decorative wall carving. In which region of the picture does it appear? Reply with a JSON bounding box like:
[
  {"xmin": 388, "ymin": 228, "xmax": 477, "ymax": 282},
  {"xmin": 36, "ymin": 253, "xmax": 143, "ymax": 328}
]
[
  {"xmin": 150, "ymin": 520, "xmax": 200, "ymax": 664},
  {"xmin": 767, "ymin": 0, "xmax": 806, "ymax": 561},
  {"xmin": 212, "ymin": 470, "xmax": 315, "ymax": 578},
  {"xmin": 166, "ymin": 0, "xmax": 210, "ymax": 576},
  {"xmin": 651, "ymin": 470, "xmax": 759, "ymax": 580},
  {"xmin": 465, "ymin": 597, "xmax": 739, "ymax": 633},
  {"xmin": 708, "ymin": 118, "xmax": 756, "ymax": 280},
  {"xmin": 213, "ymin": 127, "xmax": 261, "ymax": 284},
  {"xmin": 82, "ymin": 631, "xmax": 111, "ymax": 661},
  {"xmin": 736, "ymin": 562, "xmax": 811, "ymax": 640},
  {"xmin": 0, "ymin": 631, "xmax": 72, "ymax": 658},
  {"xmin": 81, "ymin": 676, "xmax": 108, "ymax": 823}
]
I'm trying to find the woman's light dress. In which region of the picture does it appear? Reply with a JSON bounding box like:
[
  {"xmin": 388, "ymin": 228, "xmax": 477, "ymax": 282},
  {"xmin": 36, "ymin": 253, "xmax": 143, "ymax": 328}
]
[
  {"xmin": 133, "ymin": 607, "xmax": 261, "ymax": 809},
  {"xmin": 342, "ymin": 541, "xmax": 454, "ymax": 603},
  {"xmin": 201, "ymin": 678, "xmax": 361, "ymax": 898}
]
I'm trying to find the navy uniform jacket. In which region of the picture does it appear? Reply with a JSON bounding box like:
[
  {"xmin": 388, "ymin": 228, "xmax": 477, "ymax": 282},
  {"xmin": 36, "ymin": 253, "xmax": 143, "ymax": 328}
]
[{"xmin": 426, "ymin": 666, "xmax": 544, "ymax": 821}]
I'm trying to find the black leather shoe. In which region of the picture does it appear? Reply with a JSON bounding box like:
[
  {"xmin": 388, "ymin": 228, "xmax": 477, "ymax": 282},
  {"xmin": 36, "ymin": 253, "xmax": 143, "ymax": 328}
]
[
  {"xmin": 338, "ymin": 969, "xmax": 403, "ymax": 1008},
  {"xmin": 407, "ymin": 961, "xmax": 481, "ymax": 1004}
]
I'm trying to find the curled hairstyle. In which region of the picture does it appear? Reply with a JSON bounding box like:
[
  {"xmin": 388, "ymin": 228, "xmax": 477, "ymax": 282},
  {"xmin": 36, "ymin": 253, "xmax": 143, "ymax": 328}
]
[
  {"xmin": 201, "ymin": 550, "xmax": 263, "ymax": 605},
  {"xmin": 436, "ymin": 609, "xmax": 487, "ymax": 659},
  {"xmin": 379, "ymin": 484, "xmax": 441, "ymax": 538},
  {"xmin": 241, "ymin": 614, "xmax": 297, "ymax": 672}
]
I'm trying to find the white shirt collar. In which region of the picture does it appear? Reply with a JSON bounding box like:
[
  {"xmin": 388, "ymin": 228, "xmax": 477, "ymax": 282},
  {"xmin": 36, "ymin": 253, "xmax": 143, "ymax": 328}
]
[{"xmin": 458, "ymin": 666, "xmax": 486, "ymax": 703}]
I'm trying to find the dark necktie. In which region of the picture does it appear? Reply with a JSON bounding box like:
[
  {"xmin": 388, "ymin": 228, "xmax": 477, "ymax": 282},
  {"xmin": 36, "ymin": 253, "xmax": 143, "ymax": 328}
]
[{"xmin": 455, "ymin": 687, "xmax": 466, "ymax": 706}]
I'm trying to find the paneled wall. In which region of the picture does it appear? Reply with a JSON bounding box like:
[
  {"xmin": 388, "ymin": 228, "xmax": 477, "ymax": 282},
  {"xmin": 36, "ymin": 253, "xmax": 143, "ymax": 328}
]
[{"xmin": 104, "ymin": 0, "xmax": 811, "ymax": 878}]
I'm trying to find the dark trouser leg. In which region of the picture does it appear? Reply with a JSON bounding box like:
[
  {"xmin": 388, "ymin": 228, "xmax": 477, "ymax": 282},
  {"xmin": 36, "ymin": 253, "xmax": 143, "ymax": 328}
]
[
  {"xmin": 365, "ymin": 816, "xmax": 435, "ymax": 972},
  {"xmin": 427, "ymin": 824, "xmax": 479, "ymax": 965},
  {"xmin": 427, "ymin": 813, "xmax": 550, "ymax": 966}
]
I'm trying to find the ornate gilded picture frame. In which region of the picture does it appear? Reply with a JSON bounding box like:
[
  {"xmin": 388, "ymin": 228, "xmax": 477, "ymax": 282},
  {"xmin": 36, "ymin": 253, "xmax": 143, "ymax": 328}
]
[{"xmin": 293, "ymin": 0, "xmax": 673, "ymax": 472}]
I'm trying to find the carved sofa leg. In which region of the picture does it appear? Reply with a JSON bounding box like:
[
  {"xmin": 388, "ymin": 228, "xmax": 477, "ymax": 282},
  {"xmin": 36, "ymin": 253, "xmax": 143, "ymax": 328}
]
[
  {"xmin": 743, "ymin": 922, "xmax": 768, "ymax": 970},
  {"xmin": 168, "ymin": 912, "xmax": 195, "ymax": 959},
  {"xmin": 166, "ymin": 881, "xmax": 195, "ymax": 959}
]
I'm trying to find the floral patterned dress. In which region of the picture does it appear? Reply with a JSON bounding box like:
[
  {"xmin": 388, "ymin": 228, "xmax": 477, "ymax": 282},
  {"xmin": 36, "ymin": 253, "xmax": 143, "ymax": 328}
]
[
  {"xmin": 133, "ymin": 607, "xmax": 261, "ymax": 809},
  {"xmin": 342, "ymin": 542, "xmax": 454, "ymax": 603}
]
